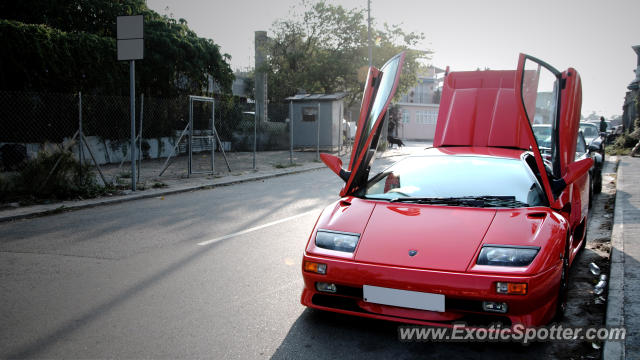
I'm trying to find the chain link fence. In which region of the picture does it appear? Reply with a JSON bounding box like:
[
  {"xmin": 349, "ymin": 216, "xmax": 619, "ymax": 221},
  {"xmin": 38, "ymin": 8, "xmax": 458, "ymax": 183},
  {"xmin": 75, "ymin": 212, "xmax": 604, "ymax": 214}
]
[{"xmin": 0, "ymin": 90, "xmax": 351, "ymax": 202}]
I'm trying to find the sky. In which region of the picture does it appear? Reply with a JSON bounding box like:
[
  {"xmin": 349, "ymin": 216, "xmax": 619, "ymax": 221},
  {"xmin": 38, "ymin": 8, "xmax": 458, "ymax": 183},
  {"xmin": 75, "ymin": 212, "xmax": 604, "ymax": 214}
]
[{"xmin": 146, "ymin": 0, "xmax": 639, "ymax": 118}]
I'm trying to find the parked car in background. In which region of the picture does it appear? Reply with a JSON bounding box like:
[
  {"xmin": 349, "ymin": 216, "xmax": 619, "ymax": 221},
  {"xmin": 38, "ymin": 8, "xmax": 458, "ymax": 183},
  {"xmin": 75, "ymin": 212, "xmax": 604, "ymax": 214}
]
[
  {"xmin": 533, "ymin": 124, "xmax": 602, "ymax": 195},
  {"xmin": 302, "ymin": 53, "xmax": 593, "ymax": 328},
  {"xmin": 580, "ymin": 122, "xmax": 606, "ymax": 154}
]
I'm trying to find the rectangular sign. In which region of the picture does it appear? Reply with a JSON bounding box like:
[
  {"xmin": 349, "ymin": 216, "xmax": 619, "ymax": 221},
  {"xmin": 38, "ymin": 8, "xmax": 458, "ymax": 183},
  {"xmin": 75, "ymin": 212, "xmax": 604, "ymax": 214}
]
[
  {"xmin": 117, "ymin": 39, "xmax": 144, "ymax": 61},
  {"xmin": 363, "ymin": 285, "xmax": 445, "ymax": 312},
  {"xmin": 117, "ymin": 15, "xmax": 143, "ymax": 39}
]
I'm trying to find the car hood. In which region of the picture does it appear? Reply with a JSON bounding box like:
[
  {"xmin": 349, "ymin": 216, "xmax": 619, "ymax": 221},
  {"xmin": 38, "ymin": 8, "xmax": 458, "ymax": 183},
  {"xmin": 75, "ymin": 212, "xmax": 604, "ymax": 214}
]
[
  {"xmin": 310, "ymin": 199, "xmax": 563, "ymax": 273},
  {"xmin": 353, "ymin": 204, "xmax": 497, "ymax": 272}
]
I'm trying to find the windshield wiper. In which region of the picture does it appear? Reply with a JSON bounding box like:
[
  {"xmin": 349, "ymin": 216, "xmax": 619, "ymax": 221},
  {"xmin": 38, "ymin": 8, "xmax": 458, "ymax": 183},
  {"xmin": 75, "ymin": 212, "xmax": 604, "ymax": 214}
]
[
  {"xmin": 388, "ymin": 196, "xmax": 528, "ymax": 208},
  {"xmin": 389, "ymin": 197, "xmax": 485, "ymax": 207}
]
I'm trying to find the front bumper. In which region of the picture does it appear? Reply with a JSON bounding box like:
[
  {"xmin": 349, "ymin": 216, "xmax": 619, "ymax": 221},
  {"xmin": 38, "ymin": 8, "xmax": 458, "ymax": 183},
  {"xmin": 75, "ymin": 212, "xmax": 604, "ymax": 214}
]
[{"xmin": 301, "ymin": 254, "xmax": 561, "ymax": 327}]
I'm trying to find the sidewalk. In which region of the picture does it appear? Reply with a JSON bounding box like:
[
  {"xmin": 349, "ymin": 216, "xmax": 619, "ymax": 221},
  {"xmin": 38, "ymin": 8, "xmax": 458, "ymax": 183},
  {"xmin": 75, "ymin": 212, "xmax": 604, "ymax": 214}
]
[
  {"xmin": 605, "ymin": 156, "xmax": 640, "ymax": 359},
  {"xmin": 0, "ymin": 143, "xmax": 426, "ymax": 223}
]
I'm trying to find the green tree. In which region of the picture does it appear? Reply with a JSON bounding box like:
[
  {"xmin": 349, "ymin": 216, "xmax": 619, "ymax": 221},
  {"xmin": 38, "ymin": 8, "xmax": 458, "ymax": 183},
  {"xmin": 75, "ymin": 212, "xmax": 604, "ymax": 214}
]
[
  {"xmin": 0, "ymin": 0, "xmax": 234, "ymax": 97},
  {"xmin": 260, "ymin": 0, "xmax": 431, "ymax": 106}
]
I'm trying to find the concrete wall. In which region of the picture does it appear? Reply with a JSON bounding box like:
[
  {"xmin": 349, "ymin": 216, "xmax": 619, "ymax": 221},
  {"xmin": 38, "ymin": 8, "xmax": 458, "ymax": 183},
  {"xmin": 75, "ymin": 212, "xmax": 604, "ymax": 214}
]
[{"xmin": 1, "ymin": 135, "xmax": 183, "ymax": 166}]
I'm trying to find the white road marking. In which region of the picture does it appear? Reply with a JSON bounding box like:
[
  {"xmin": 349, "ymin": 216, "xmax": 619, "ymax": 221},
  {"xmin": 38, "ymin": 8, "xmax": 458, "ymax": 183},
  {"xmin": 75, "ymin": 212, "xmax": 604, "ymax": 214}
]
[{"xmin": 197, "ymin": 209, "xmax": 319, "ymax": 246}]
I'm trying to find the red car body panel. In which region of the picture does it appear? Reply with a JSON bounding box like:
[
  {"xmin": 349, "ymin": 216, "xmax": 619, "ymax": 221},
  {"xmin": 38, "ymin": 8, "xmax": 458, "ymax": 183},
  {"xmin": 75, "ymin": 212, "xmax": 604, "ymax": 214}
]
[
  {"xmin": 301, "ymin": 253, "xmax": 560, "ymax": 326},
  {"xmin": 433, "ymin": 71, "xmax": 532, "ymax": 150},
  {"xmin": 301, "ymin": 53, "xmax": 591, "ymax": 328},
  {"xmin": 354, "ymin": 204, "xmax": 496, "ymax": 272}
]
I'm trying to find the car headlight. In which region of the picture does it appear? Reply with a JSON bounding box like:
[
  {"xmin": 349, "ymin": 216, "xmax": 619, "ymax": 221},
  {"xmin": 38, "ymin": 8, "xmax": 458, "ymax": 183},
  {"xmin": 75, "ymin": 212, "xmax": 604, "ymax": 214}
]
[
  {"xmin": 315, "ymin": 230, "xmax": 360, "ymax": 253},
  {"xmin": 476, "ymin": 245, "xmax": 539, "ymax": 266}
]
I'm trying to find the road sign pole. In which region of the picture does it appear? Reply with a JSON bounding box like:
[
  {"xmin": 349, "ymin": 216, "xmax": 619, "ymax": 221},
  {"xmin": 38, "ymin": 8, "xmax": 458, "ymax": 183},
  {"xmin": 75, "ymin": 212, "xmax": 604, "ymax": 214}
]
[
  {"xmin": 117, "ymin": 15, "xmax": 143, "ymax": 191},
  {"xmin": 130, "ymin": 60, "xmax": 136, "ymax": 191}
]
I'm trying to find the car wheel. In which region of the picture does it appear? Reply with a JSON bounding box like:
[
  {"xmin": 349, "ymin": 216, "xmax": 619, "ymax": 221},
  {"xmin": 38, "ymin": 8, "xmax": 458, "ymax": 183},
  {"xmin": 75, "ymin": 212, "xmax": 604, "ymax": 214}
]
[
  {"xmin": 588, "ymin": 175, "xmax": 594, "ymax": 209},
  {"xmin": 554, "ymin": 234, "xmax": 572, "ymax": 322},
  {"xmin": 594, "ymin": 171, "xmax": 602, "ymax": 194},
  {"xmin": 554, "ymin": 256, "xmax": 569, "ymax": 321}
]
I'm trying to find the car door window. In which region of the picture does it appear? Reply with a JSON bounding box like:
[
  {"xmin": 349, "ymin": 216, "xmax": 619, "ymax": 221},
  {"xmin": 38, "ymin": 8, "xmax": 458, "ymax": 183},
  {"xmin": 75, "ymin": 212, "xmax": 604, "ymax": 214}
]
[
  {"xmin": 520, "ymin": 57, "xmax": 562, "ymax": 178},
  {"xmin": 576, "ymin": 132, "xmax": 587, "ymax": 160}
]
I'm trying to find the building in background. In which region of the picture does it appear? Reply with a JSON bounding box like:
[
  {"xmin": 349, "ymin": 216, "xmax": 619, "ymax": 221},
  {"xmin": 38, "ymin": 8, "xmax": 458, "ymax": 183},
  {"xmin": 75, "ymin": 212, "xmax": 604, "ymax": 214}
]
[
  {"xmin": 622, "ymin": 45, "xmax": 640, "ymax": 132},
  {"xmin": 395, "ymin": 66, "xmax": 445, "ymax": 140}
]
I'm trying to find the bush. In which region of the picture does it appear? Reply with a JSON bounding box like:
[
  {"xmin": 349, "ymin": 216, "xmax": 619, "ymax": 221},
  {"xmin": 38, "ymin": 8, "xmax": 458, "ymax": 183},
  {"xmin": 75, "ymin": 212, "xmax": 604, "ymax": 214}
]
[
  {"xmin": 15, "ymin": 149, "xmax": 106, "ymax": 200},
  {"xmin": 607, "ymin": 129, "xmax": 639, "ymax": 155}
]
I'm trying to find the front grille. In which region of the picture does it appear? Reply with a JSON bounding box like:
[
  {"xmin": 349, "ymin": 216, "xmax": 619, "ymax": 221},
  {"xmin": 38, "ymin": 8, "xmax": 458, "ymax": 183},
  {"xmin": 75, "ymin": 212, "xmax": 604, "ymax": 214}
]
[
  {"xmin": 334, "ymin": 284, "xmax": 363, "ymax": 298},
  {"xmin": 312, "ymin": 294, "xmax": 364, "ymax": 313},
  {"xmin": 311, "ymin": 293, "xmax": 511, "ymax": 327}
]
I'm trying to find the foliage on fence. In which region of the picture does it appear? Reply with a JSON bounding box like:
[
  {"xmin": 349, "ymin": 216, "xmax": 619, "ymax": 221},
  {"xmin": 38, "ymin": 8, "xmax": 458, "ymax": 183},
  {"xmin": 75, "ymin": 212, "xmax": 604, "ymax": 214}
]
[{"xmin": 0, "ymin": 0, "xmax": 233, "ymax": 97}]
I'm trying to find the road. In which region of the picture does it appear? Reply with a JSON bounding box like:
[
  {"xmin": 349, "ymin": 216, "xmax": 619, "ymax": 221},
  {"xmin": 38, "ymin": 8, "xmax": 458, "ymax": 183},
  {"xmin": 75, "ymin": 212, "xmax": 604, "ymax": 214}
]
[{"xmin": 0, "ymin": 149, "xmax": 615, "ymax": 359}]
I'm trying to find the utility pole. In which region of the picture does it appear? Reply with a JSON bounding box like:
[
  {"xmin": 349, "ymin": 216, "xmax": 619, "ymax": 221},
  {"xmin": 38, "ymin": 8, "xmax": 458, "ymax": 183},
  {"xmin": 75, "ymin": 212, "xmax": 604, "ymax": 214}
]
[{"xmin": 368, "ymin": 0, "xmax": 372, "ymax": 67}]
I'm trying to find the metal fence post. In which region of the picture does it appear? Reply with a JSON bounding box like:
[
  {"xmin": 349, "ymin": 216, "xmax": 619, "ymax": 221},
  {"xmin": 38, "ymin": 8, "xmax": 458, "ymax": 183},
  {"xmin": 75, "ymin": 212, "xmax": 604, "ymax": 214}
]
[
  {"xmin": 78, "ymin": 92, "xmax": 83, "ymax": 165},
  {"xmin": 211, "ymin": 98, "xmax": 215, "ymax": 173},
  {"xmin": 188, "ymin": 96, "xmax": 193, "ymax": 177},
  {"xmin": 316, "ymin": 102, "xmax": 320, "ymax": 161},
  {"xmin": 138, "ymin": 93, "xmax": 143, "ymax": 183},
  {"xmin": 253, "ymin": 109, "xmax": 257, "ymax": 170},
  {"xmin": 289, "ymin": 101, "xmax": 293, "ymax": 164}
]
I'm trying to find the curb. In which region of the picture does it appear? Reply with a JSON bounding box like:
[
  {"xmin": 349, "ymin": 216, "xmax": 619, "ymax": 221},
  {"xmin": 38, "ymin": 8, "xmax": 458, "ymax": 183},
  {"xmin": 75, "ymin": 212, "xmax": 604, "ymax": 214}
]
[
  {"xmin": 0, "ymin": 164, "xmax": 325, "ymax": 223},
  {"xmin": 604, "ymin": 158, "xmax": 625, "ymax": 360},
  {"xmin": 0, "ymin": 149, "xmax": 415, "ymax": 223}
]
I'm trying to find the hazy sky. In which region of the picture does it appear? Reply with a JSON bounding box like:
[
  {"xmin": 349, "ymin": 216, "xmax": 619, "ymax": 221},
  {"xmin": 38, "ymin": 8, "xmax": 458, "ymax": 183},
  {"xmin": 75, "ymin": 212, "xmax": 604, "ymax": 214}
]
[{"xmin": 147, "ymin": 0, "xmax": 639, "ymax": 117}]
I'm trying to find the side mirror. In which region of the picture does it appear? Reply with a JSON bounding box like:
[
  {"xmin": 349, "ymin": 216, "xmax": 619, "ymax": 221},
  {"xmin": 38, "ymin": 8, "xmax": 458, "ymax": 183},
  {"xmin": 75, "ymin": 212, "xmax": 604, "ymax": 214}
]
[
  {"xmin": 320, "ymin": 153, "xmax": 350, "ymax": 182},
  {"xmin": 554, "ymin": 158, "xmax": 593, "ymax": 191},
  {"xmin": 588, "ymin": 143, "xmax": 600, "ymax": 152},
  {"xmin": 563, "ymin": 158, "xmax": 593, "ymax": 185},
  {"xmin": 550, "ymin": 158, "xmax": 593, "ymax": 198}
]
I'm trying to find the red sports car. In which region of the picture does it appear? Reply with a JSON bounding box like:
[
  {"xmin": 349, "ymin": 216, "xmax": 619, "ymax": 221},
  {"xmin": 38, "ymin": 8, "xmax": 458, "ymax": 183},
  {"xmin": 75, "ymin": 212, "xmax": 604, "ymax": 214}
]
[{"xmin": 301, "ymin": 53, "xmax": 593, "ymax": 327}]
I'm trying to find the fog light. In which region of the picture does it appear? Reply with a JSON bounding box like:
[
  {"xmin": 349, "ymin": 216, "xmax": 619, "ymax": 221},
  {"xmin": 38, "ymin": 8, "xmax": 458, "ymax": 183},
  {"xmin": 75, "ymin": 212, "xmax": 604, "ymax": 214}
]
[
  {"xmin": 483, "ymin": 301, "xmax": 508, "ymax": 313},
  {"xmin": 304, "ymin": 261, "xmax": 327, "ymax": 274},
  {"xmin": 316, "ymin": 282, "xmax": 337, "ymax": 293},
  {"xmin": 496, "ymin": 282, "xmax": 527, "ymax": 295}
]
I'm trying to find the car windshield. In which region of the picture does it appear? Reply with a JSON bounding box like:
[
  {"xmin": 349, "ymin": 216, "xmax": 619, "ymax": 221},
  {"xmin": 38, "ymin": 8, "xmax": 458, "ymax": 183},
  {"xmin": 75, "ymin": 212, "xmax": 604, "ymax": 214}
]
[
  {"xmin": 580, "ymin": 124, "xmax": 598, "ymax": 138},
  {"xmin": 363, "ymin": 155, "xmax": 546, "ymax": 207}
]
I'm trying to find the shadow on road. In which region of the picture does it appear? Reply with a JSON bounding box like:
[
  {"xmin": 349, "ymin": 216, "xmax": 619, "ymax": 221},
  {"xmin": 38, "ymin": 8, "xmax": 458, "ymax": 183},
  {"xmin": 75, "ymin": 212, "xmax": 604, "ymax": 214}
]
[{"xmin": 270, "ymin": 308, "xmax": 531, "ymax": 360}]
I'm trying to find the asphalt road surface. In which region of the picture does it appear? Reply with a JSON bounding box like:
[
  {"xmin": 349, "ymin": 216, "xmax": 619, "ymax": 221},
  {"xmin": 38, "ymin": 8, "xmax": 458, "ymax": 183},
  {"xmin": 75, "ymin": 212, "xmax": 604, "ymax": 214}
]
[{"xmin": 0, "ymin": 152, "xmax": 614, "ymax": 359}]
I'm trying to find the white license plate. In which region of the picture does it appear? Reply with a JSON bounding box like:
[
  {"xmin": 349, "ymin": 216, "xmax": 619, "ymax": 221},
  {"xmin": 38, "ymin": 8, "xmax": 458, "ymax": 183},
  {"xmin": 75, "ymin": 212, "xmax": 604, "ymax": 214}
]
[{"xmin": 363, "ymin": 285, "xmax": 445, "ymax": 312}]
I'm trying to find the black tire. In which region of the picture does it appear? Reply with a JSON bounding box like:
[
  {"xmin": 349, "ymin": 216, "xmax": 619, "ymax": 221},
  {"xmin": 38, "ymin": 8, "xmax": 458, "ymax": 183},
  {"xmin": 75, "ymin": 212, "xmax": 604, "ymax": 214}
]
[
  {"xmin": 594, "ymin": 171, "xmax": 602, "ymax": 194},
  {"xmin": 588, "ymin": 175, "xmax": 594, "ymax": 209},
  {"xmin": 554, "ymin": 234, "xmax": 572, "ymax": 322},
  {"xmin": 554, "ymin": 256, "xmax": 569, "ymax": 321}
]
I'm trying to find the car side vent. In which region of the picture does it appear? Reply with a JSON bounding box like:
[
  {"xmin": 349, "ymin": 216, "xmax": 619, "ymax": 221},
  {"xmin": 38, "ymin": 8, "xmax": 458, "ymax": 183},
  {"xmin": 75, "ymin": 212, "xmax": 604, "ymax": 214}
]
[
  {"xmin": 340, "ymin": 199, "xmax": 351, "ymax": 206},
  {"xmin": 527, "ymin": 212, "xmax": 547, "ymax": 219}
]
